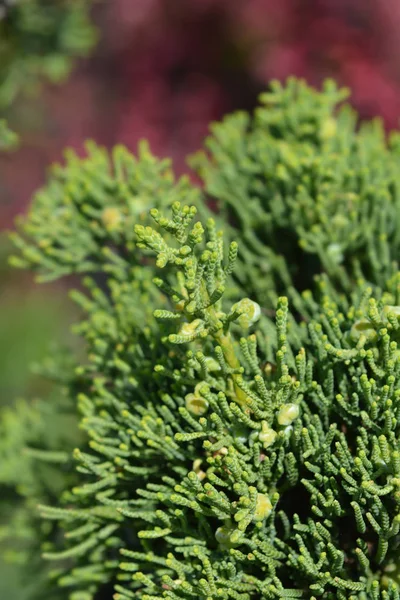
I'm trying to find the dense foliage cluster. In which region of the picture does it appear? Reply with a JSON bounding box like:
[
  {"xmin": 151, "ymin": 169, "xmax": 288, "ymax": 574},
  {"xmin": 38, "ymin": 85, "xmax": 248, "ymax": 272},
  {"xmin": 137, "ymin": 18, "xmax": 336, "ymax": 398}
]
[
  {"xmin": 191, "ymin": 78, "xmax": 400, "ymax": 299},
  {"xmin": 8, "ymin": 79, "xmax": 400, "ymax": 599}
]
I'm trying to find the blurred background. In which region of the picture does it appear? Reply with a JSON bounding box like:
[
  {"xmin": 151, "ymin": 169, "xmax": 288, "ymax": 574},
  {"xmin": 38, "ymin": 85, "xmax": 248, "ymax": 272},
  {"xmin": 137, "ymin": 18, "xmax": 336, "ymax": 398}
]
[
  {"xmin": 1, "ymin": 1, "xmax": 400, "ymax": 598},
  {"xmin": 3, "ymin": 0, "xmax": 400, "ymax": 227}
]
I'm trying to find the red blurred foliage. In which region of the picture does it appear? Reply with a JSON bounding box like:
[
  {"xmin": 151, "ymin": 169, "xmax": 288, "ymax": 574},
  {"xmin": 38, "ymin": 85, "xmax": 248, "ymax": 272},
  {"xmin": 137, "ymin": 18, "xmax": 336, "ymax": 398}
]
[{"xmin": 1, "ymin": 0, "xmax": 400, "ymax": 227}]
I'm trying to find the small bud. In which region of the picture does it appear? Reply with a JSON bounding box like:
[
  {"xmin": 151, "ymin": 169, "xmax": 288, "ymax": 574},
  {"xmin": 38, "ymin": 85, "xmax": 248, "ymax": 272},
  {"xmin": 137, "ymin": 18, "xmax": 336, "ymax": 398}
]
[
  {"xmin": 326, "ymin": 243, "xmax": 343, "ymax": 265},
  {"xmin": 258, "ymin": 422, "xmax": 277, "ymax": 448},
  {"xmin": 185, "ymin": 393, "xmax": 209, "ymax": 416},
  {"xmin": 102, "ymin": 207, "xmax": 122, "ymax": 231},
  {"xmin": 253, "ymin": 493, "xmax": 272, "ymax": 522},
  {"xmin": 179, "ymin": 245, "xmax": 192, "ymax": 256},
  {"xmin": 192, "ymin": 459, "xmax": 202, "ymax": 472},
  {"xmin": 320, "ymin": 117, "xmax": 337, "ymax": 140},
  {"xmin": 232, "ymin": 298, "xmax": 261, "ymax": 329},
  {"xmin": 179, "ymin": 319, "xmax": 204, "ymax": 337},
  {"xmin": 215, "ymin": 523, "xmax": 241, "ymax": 548},
  {"xmin": 350, "ymin": 319, "xmax": 377, "ymax": 343},
  {"xmin": 277, "ymin": 403, "xmax": 300, "ymax": 426}
]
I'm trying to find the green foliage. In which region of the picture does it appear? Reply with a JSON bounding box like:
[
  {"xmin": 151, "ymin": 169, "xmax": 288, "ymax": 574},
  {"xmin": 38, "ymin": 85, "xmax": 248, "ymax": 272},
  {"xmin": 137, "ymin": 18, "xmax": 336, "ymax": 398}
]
[
  {"xmin": 8, "ymin": 140, "xmax": 200, "ymax": 282},
  {"xmin": 191, "ymin": 78, "xmax": 400, "ymax": 300},
  {"xmin": 9, "ymin": 79, "xmax": 400, "ymax": 599},
  {"xmin": 0, "ymin": 352, "xmax": 82, "ymax": 600},
  {"xmin": 0, "ymin": 235, "xmax": 81, "ymax": 599},
  {"xmin": 0, "ymin": 0, "xmax": 97, "ymax": 111},
  {"xmin": 0, "ymin": 118, "xmax": 18, "ymax": 149}
]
